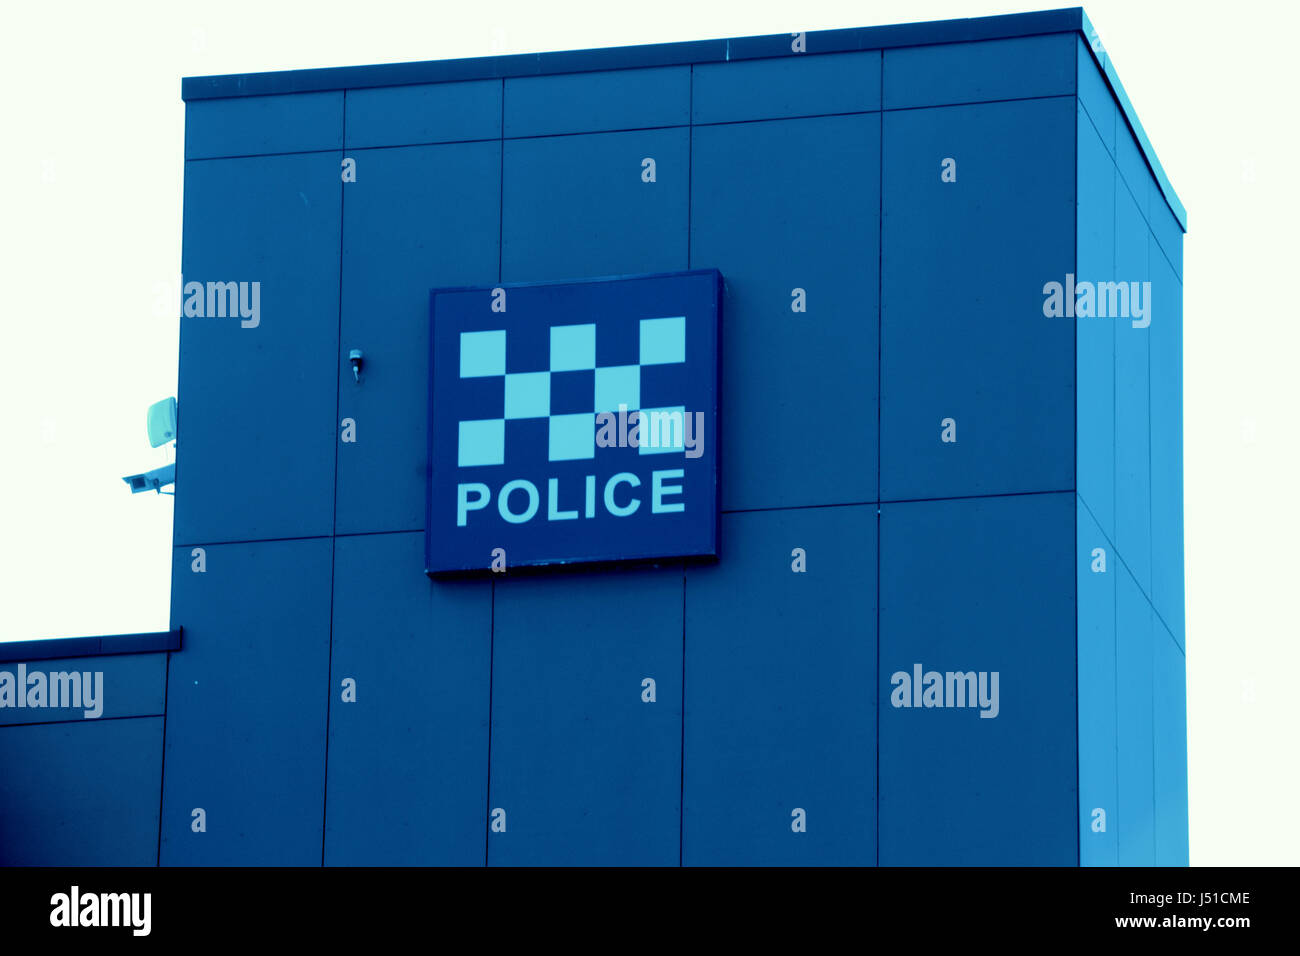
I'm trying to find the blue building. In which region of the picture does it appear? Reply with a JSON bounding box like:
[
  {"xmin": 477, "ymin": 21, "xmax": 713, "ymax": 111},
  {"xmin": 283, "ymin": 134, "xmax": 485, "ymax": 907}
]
[{"xmin": 0, "ymin": 7, "xmax": 1187, "ymax": 866}]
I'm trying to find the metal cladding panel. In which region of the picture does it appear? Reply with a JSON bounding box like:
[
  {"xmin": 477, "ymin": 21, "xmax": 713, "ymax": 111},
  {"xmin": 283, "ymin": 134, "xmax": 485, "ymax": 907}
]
[
  {"xmin": 1149, "ymin": 186, "xmax": 1184, "ymax": 281},
  {"xmin": 1077, "ymin": 499, "xmax": 1118, "ymax": 866},
  {"xmin": 881, "ymin": 97, "xmax": 1075, "ymax": 501},
  {"xmin": 344, "ymin": 80, "xmax": 502, "ymax": 148},
  {"xmin": 161, "ymin": 539, "xmax": 332, "ymax": 865},
  {"xmin": 1149, "ymin": 235, "xmax": 1185, "ymax": 647},
  {"xmin": 1077, "ymin": 104, "xmax": 1118, "ymax": 541},
  {"xmin": 1114, "ymin": 186, "xmax": 1152, "ymax": 594},
  {"xmin": 683, "ymin": 505, "xmax": 876, "ymax": 866},
  {"xmin": 882, "ymin": 34, "xmax": 1076, "ymax": 109},
  {"xmin": 487, "ymin": 566, "xmax": 684, "ymax": 866},
  {"xmin": 1153, "ymin": 620, "xmax": 1190, "ymax": 866},
  {"xmin": 324, "ymin": 533, "xmax": 492, "ymax": 865},
  {"xmin": 175, "ymin": 152, "xmax": 341, "ymax": 544},
  {"xmin": 336, "ymin": 141, "xmax": 502, "ymax": 536},
  {"xmin": 1116, "ymin": 114, "xmax": 1152, "ymax": 223},
  {"xmin": 0, "ymin": 652, "xmax": 166, "ymax": 726},
  {"xmin": 504, "ymin": 66, "xmax": 690, "ymax": 137},
  {"xmin": 185, "ymin": 91, "xmax": 343, "ymax": 158},
  {"xmin": 1077, "ymin": 36, "xmax": 1117, "ymax": 157},
  {"xmin": 691, "ymin": 51, "xmax": 881, "ymax": 124},
  {"xmin": 501, "ymin": 128, "xmax": 689, "ymax": 284},
  {"xmin": 690, "ymin": 113, "xmax": 879, "ymax": 512},
  {"xmin": 1116, "ymin": 564, "xmax": 1156, "ymax": 867},
  {"xmin": 0, "ymin": 717, "xmax": 163, "ymax": 866},
  {"xmin": 879, "ymin": 493, "xmax": 1077, "ymax": 866}
]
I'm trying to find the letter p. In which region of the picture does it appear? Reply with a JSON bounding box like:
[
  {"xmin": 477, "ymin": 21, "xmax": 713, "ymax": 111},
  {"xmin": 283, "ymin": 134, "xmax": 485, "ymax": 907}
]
[{"xmin": 457, "ymin": 482, "xmax": 491, "ymax": 527}]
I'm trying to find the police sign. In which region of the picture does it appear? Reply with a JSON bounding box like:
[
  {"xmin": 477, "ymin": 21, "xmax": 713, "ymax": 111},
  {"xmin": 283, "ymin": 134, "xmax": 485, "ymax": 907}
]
[{"xmin": 426, "ymin": 270, "xmax": 721, "ymax": 573}]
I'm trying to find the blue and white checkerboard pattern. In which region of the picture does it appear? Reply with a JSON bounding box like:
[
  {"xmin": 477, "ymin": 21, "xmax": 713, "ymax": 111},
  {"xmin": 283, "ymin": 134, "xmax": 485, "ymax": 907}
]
[{"xmin": 457, "ymin": 317, "xmax": 687, "ymax": 467}]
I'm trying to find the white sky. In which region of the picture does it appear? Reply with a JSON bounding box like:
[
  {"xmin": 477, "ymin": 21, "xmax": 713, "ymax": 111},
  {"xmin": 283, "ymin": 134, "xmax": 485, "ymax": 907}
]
[{"xmin": 0, "ymin": 0, "xmax": 1294, "ymax": 866}]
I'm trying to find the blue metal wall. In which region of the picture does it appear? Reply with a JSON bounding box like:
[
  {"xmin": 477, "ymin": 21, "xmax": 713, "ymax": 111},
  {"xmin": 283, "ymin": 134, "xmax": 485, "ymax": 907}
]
[
  {"xmin": 1076, "ymin": 37, "xmax": 1187, "ymax": 866},
  {"xmin": 0, "ymin": 14, "xmax": 1186, "ymax": 866},
  {"xmin": 0, "ymin": 653, "xmax": 166, "ymax": 865}
]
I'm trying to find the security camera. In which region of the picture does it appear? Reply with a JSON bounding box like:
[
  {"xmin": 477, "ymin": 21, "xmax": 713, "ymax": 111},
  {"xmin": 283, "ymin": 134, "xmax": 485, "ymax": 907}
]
[
  {"xmin": 122, "ymin": 463, "xmax": 175, "ymax": 495},
  {"xmin": 122, "ymin": 397, "xmax": 178, "ymax": 495}
]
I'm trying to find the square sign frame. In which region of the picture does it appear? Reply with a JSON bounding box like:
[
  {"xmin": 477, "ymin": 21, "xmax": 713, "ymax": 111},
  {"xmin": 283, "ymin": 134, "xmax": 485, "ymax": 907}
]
[{"xmin": 426, "ymin": 269, "xmax": 722, "ymax": 574}]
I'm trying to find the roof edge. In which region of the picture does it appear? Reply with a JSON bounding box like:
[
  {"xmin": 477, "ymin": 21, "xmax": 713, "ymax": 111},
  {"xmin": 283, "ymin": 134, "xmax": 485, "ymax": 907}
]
[
  {"xmin": 181, "ymin": 8, "xmax": 1083, "ymax": 100},
  {"xmin": 178, "ymin": 7, "xmax": 1184, "ymax": 231},
  {"xmin": 0, "ymin": 629, "xmax": 182, "ymax": 663},
  {"xmin": 1080, "ymin": 9, "xmax": 1186, "ymax": 231}
]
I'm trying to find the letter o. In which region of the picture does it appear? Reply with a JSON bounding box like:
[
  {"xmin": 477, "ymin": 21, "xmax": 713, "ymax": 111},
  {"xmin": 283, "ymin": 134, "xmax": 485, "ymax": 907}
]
[{"xmin": 498, "ymin": 480, "xmax": 539, "ymax": 524}]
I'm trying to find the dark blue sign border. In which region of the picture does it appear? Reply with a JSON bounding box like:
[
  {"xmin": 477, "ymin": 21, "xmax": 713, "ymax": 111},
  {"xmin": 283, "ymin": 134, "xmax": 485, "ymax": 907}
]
[{"xmin": 425, "ymin": 269, "xmax": 722, "ymax": 576}]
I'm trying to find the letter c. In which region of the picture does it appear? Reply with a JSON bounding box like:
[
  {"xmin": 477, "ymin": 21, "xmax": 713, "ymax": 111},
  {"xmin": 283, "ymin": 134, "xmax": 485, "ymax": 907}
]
[{"xmin": 604, "ymin": 472, "xmax": 641, "ymax": 517}]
